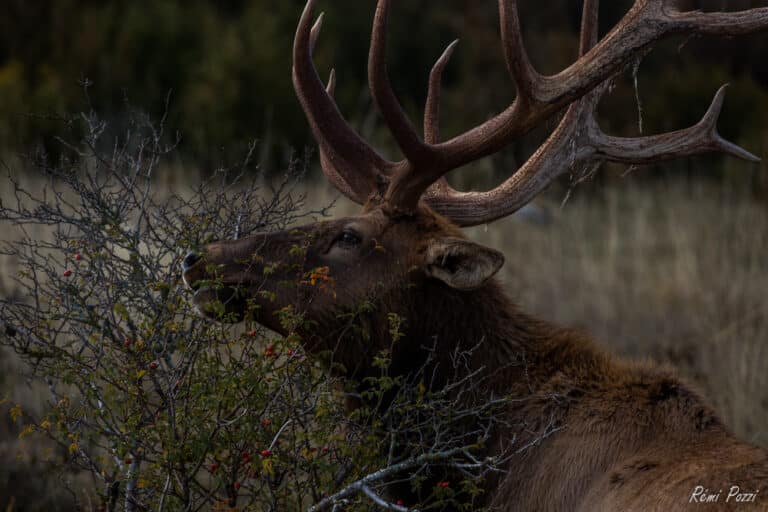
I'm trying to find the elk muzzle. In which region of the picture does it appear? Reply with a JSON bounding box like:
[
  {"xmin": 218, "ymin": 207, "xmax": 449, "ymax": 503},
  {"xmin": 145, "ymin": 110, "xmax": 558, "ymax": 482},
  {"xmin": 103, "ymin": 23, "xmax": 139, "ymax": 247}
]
[{"xmin": 182, "ymin": 228, "xmax": 314, "ymax": 328}]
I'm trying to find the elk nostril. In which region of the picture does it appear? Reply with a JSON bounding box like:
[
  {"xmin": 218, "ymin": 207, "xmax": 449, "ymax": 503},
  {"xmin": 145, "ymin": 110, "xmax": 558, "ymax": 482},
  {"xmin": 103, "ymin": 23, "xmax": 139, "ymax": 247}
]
[{"xmin": 182, "ymin": 251, "xmax": 201, "ymax": 270}]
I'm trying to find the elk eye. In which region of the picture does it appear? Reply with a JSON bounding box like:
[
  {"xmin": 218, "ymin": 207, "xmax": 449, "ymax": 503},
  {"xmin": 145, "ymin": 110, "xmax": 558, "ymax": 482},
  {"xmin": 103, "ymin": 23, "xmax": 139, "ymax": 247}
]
[{"xmin": 335, "ymin": 230, "xmax": 361, "ymax": 248}]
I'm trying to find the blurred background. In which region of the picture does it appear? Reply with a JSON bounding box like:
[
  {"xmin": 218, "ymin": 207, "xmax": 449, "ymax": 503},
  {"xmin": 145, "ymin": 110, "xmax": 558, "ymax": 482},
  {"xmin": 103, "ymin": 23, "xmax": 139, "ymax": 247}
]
[{"xmin": 1, "ymin": 0, "xmax": 767, "ymax": 509}]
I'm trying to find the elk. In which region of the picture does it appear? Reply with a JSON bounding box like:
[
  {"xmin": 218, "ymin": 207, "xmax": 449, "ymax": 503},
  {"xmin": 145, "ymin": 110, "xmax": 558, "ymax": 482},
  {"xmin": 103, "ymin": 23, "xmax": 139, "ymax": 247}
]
[{"xmin": 183, "ymin": 0, "xmax": 768, "ymax": 510}]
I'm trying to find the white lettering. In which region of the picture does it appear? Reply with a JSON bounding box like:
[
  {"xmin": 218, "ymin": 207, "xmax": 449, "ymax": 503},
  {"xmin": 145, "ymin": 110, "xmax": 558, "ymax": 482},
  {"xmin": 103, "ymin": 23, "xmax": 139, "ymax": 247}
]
[{"xmin": 690, "ymin": 486, "xmax": 705, "ymax": 503}]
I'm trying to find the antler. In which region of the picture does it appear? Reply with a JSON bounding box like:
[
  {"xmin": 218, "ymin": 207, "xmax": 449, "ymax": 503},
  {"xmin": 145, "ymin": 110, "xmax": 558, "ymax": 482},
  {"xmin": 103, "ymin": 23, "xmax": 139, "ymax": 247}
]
[
  {"xmin": 423, "ymin": 0, "xmax": 761, "ymax": 225},
  {"xmin": 293, "ymin": 0, "xmax": 768, "ymax": 226}
]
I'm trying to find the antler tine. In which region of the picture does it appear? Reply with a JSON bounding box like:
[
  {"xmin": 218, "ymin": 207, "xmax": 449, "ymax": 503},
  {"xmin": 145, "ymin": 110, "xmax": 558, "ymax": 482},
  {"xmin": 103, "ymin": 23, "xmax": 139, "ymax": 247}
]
[
  {"xmin": 311, "ymin": 18, "xmax": 360, "ymax": 202},
  {"xmin": 426, "ymin": 1, "xmax": 760, "ymax": 227},
  {"xmin": 424, "ymin": 40, "xmax": 459, "ymax": 146},
  {"xmin": 587, "ymin": 85, "xmax": 760, "ymax": 165},
  {"xmin": 674, "ymin": 8, "xmax": 768, "ymax": 36},
  {"xmin": 309, "ymin": 12, "xmax": 324, "ymax": 48},
  {"xmin": 423, "ymin": 40, "xmax": 460, "ymax": 198},
  {"xmin": 498, "ymin": 0, "xmax": 540, "ymax": 105},
  {"xmin": 316, "ymin": 68, "xmax": 372, "ymax": 203},
  {"xmin": 293, "ymin": 0, "xmax": 394, "ymax": 204},
  {"xmin": 579, "ymin": 0, "xmax": 599, "ymax": 56},
  {"xmin": 575, "ymin": 0, "xmax": 601, "ymax": 116},
  {"xmin": 368, "ymin": 0, "xmax": 433, "ymax": 166}
]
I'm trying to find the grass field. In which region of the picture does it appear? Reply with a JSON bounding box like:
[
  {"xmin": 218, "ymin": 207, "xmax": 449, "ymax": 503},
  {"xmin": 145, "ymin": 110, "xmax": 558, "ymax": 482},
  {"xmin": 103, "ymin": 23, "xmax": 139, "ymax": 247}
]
[{"xmin": 1, "ymin": 168, "xmax": 766, "ymax": 509}]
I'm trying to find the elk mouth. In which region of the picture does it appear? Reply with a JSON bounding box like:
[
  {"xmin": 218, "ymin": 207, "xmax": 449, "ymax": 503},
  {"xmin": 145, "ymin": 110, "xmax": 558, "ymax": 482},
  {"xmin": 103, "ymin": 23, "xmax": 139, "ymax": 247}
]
[
  {"xmin": 183, "ymin": 264, "xmax": 251, "ymax": 322},
  {"xmin": 190, "ymin": 285, "xmax": 249, "ymax": 323}
]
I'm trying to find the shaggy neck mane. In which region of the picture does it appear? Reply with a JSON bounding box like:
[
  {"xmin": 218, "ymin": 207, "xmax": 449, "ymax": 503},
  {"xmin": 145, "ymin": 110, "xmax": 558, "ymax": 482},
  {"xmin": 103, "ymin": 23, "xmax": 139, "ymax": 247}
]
[{"xmin": 402, "ymin": 277, "xmax": 616, "ymax": 399}]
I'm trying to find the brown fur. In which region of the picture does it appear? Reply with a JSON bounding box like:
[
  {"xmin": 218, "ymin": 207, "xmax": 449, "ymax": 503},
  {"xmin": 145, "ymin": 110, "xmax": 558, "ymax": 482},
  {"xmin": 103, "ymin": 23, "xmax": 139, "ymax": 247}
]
[{"xmin": 183, "ymin": 205, "xmax": 768, "ymax": 511}]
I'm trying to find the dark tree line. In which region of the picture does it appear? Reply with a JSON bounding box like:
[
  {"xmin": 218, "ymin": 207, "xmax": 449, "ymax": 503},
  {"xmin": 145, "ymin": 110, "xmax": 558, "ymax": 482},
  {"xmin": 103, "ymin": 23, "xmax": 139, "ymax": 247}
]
[{"xmin": 2, "ymin": 0, "xmax": 768, "ymax": 182}]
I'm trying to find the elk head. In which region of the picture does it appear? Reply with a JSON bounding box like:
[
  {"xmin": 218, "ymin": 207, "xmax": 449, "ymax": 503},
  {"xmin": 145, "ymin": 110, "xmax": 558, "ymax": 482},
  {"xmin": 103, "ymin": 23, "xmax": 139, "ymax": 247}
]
[{"xmin": 183, "ymin": 0, "xmax": 763, "ymax": 378}]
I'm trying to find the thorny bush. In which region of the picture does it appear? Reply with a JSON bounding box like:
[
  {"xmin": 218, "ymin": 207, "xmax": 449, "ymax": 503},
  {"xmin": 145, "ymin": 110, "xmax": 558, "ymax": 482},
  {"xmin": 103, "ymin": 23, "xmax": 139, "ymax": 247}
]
[{"xmin": 0, "ymin": 106, "xmax": 516, "ymax": 511}]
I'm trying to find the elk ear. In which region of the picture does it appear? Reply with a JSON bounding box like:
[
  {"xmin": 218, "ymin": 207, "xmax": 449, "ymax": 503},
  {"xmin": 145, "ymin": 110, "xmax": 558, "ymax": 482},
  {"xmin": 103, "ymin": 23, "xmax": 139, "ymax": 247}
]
[{"xmin": 424, "ymin": 238, "xmax": 504, "ymax": 290}]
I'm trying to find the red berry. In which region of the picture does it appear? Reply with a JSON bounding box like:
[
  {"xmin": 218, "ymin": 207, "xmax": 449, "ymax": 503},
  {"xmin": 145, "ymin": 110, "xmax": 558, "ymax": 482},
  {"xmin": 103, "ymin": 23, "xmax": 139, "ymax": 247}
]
[
  {"xmin": 63, "ymin": 269, "xmax": 72, "ymax": 277},
  {"xmin": 287, "ymin": 349, "xmax": 294, "ymax": 356},
  {"xmin": 124, "ymin": 457, "xmax": 133, "ymax": 464},
  {"xmin": 123, "ymin": 338, "xmax": 131, "ymax": 347},
  {"xmin": 149, "ymin": 361, "xmax": 158, "ymax": 370},
  {"xmin": 74, "ymin": 253, "xmax": 82, "ymax": 261},
  {"xmin": 438, "ymin": 481, "xmax": 450, "ymax": 488},
  {"xmin": 261, "ymin": 418, "xmax": 271, "ymax": 427},
  {"xmin": 396, "ymin": 500, "xmax": 405, "ymax": 506},
  {"xmin": 233, "ymin": 481, "xmax": 241, "ymax": 491},
  {"xmin": 209, "ymin": 463, "xmax": 219, "ymax": 473},
  {"xmin": 260, "ymin": 449, "xmax": 272, "ymax": 457},
  {"xmin": 247, "ymin": 330, "xmax": 256, "ymax": 337}
]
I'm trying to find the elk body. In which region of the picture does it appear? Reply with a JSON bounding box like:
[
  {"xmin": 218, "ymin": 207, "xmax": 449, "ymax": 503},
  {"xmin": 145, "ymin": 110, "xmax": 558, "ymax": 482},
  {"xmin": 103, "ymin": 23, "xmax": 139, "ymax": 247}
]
[{"xmin": 183, "ymin": 1, "xmax": 768, "ymax": 510}]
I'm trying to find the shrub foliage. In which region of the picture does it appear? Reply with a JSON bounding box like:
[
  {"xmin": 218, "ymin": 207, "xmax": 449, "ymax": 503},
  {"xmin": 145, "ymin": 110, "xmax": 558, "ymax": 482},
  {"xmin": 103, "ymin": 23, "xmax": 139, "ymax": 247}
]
[{"xmin": 0, "ymin": 107, "xmax": 514, "ymax": 511}]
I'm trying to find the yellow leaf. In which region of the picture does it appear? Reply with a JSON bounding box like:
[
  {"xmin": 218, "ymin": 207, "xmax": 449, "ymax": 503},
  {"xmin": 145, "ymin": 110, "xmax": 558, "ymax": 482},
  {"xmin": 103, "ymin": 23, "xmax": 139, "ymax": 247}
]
[
  {"xmin": 40, "ymin": 419, "xmax": 52, "ymax": 429},
  {"xmin": 18, "ymin": 424, "xmax": 34, "ymax": 439},
  {"xmin": 68, "ymin": 442, "xmax": 79, "ymax": 455},
  {"xmin": 417, "ymin": 381, "xmax": 426, "ymax": 403},
  {"xmin": 9, "ymin": 404, "xmax": 22, "ymax": 422},
  {"xmin": 262, "ymin": 458, "xmax": 274, "ymax": 476}
]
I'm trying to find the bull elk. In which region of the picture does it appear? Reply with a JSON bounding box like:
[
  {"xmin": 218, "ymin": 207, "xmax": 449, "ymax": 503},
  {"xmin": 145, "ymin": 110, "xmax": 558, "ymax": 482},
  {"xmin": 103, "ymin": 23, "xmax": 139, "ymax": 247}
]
[{"xmin": 183, "ymin": 0, "xmax": 768, "ymax": 510}]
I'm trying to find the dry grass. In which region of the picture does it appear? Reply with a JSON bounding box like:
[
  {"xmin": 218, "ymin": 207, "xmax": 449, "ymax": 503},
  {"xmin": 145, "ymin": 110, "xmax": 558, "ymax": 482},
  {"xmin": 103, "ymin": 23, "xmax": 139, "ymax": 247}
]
[{"xmin": 1, "ymin": 169, "xmax": 766, "ymax": 509}]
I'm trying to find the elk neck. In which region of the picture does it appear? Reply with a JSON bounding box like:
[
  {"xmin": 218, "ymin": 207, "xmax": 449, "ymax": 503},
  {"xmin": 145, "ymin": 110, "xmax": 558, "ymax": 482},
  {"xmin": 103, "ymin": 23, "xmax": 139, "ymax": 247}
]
[{"xmin": 394, "ymin": 275, "xmax": 613, "ymax": 400}]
